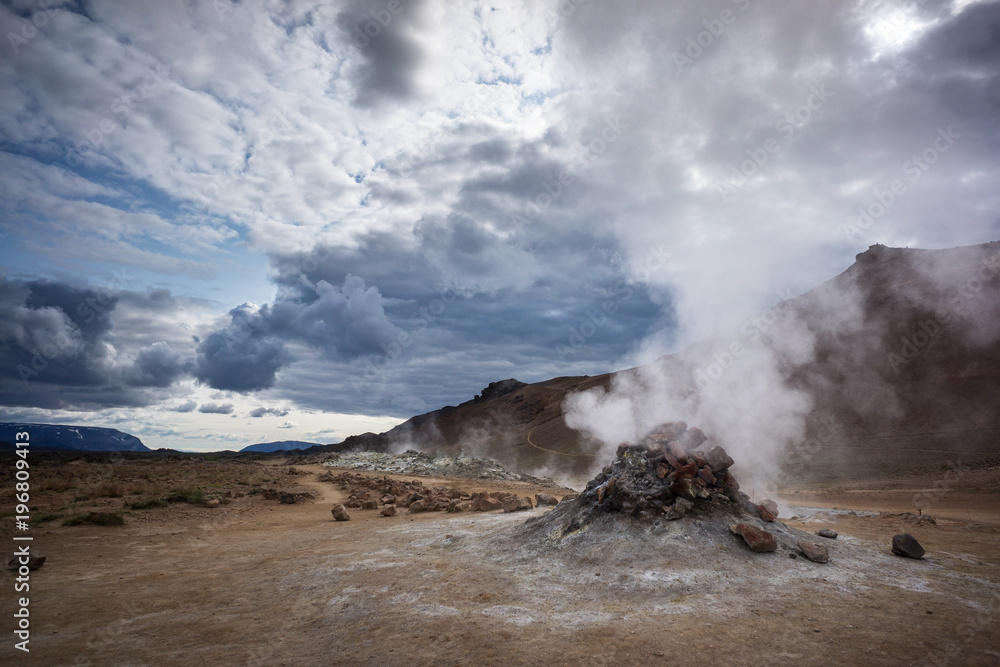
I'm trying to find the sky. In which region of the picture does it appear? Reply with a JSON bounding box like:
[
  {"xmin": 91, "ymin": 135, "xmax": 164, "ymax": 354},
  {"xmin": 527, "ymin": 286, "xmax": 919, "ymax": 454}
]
[{"xmin": 0, "ymin": 0, "xmax": 998, "ymax": 452}]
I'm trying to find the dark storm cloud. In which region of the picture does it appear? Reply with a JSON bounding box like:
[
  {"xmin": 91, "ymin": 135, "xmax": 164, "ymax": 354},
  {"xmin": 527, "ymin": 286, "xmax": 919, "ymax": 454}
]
[
  {"xmin": 0, "ymin": 275, "xmax": 200, "ymax": 409},
  {"xmin": 337, "ymin": 0, "xmax": 430, "ymax": 106},
  {"xmin": 194, "ymin": 304, "xmax": 288, "ymax": 392},
  {"xmin": 123, "ymin": 341, "xmax": 189, "ymax": 388}
]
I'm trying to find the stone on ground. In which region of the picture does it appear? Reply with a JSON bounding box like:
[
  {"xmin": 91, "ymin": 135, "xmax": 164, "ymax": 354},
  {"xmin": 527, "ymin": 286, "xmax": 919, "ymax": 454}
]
[
  {"xmin": 331, "ymin": 505, "xmax": 350, "ymax": 521},
  {"xmin": 891, "ymin": 533, "xmax": 925, "ymax": 559},
  {"xmin": 730, "ymin": 523, "xmax": 778, "ymax": 553}
]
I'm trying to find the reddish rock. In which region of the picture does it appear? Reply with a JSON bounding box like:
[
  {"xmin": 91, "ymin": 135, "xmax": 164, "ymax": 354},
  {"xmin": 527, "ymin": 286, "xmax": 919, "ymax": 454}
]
[
  {"xmin": 408, "ymin": 500, "xmax": 428, "ymax": 513},
  {"xmin": 331, "ymin": 505, "xmax": 350, "ymax": 521},
  {"xmin": 797, "ymin": 540, "xmax": 830, "ymax": 563},
  {"xmin": 380, "ymin": 504, "xmax": 397, "ymax": 517},
  {"xmin": 345, "ymin": 499, "xmax": 363, "ymax": 509},
  {"xmin": 662, "ymin": 451, "xmax": 683, "ymax": 469},
  {"xmin": 757, "ymin": 500, "xmax": 778, "ymax": 523},
  {"xmin": 669, "ymin": 462, "xmax": 698, "ymax": 481},
  {"xmin": 669, "ymin": 478, "xmax": 699, "ymax": 502},
  {"xmin": 691, "ymin": 452, "xmax": 708, "ymax": 468},
  {"xmin": 535, "ymin": 493, "xmax": 559, "ymax": 507},
  {"xmin": 381, "ymin": 494, "xmax": 396, "ymax": 505},
  {"xmin": 730, "ymin": 523, "xmax": 777, "ymax": 553},
  {"xmin": 656, "ymin": 463, "xmax": 670, "ymax": 479},
  {"xmin": 706, "ymin": 445, "xmax": 735, "ymax": 473},
  {"xmin": 503, "ymin": 497, "xmax": 532, "ymax": 513},
  {"xmin": 667, "ymin": 441, "xmax": 690, "ymax": 463},
  {"xmin": 679, "ymin": 427, "xmax": 708, "ymax": 450},
  {"xmin": 447, "ymin": 501, "xmax": 471, "ymax": 513},
  {"xmin": 697, "ymin": 466, "xmax": 716, "ymax": 485},
  {"xmin": 361, "ymin": 499, "xmax": 379, "ymax": 510}
]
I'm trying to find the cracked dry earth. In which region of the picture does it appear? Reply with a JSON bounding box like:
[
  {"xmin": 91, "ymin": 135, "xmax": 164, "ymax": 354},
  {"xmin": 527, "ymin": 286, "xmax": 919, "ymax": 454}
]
[{"xmin": 3, "ymin": 463, "xmax": 999, "ymax": 666}]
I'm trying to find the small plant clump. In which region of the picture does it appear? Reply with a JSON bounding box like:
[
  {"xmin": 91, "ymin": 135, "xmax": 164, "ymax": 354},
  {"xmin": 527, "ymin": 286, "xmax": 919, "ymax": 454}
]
[{"xmin": 63, "ymin": 512, "xmax": 126, "ymax": 527}]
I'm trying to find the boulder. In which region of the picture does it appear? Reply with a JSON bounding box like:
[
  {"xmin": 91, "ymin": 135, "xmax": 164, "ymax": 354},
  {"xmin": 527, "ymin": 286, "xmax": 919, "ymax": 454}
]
[
  {"xmin": 730, "ymin": 523, "xmax": 777, "ymax": 553},
  {"xmin": 361, "ymin": 499, "xmax": 379, "ymax": 510},
  {"xmin": 817, "ymin": 529, "xmax": 838, "ymax": 539},
  {"xmin": 331, "ymin": 505, "xmax": 350, "ymax": 521},
  {"xmin": 503, "ymin": 497, "xmax": 532, "ymax": 513},
  {"xmin": 891, "ymin": 533, "xmax": 925, "ymax": 559},
  {"xmin": 705, "ymin": 446, "xmax": 734, "ymax": 473},
  {"xmin": 797, "ymin": 540, "xmax": 830, "ymax": 564},
  {"xmin": 408, "ymin": 500, "xmax": 429, "ymax": 513},
  {"xmin": 757, "ymin": 499, "xmax": 778, "ymax": 523},
  {"xmin": 380, "ymin": 504, "xmax": 397, "ymax": 517},
  {"xmin": 381, "ymin": 494, "xmax": 396, "ymax": 505},
  {"xmin": 205, "ymin": 499, "xmax": 221, "ymax": 508},
  {"xmin": 447, "ymin": 501, "xmax": 471, "ymax": 513},
  {"xmin": 535, "ymin": 493, "xmax": 559, "ymax": 507},
  {"xmin": 663, "ymin": 497, "xmax": 694, "ymax": 521},
  {"xmin": 678, "ymin": 427, "xmax": 708, "ymax": 450},
  {"xmin": 667, "ymin": 441, "xmax": 690, "ymax": 463},
  {"xmin": 279, "ymin": 494, "xmax": 298, "ymax": 505}
]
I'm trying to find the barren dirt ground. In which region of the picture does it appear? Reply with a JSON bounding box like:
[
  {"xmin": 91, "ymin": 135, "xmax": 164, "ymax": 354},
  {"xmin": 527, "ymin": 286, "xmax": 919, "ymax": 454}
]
[{"xmin": 3, "ymin": 460, "xmax": 999, "ymax": 666}]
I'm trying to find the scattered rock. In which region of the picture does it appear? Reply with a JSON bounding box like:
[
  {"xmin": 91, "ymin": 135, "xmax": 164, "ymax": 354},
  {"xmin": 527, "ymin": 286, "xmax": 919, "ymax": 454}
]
[
  {"xmin": 380, "ymin": 504, "xmax": 397, "ymax": 517},
  {"xmin": 204, "ymin": 499, "xmax": 221, "ymax": 508},
  {"xmin": 331, "ymin": 505, "xmax": 350, "ymax": 521},
  {"xmin": 381, "ymin": 494, "xmax": 397, "ymax": 505},
  {"xmin": 817, "ymin": 529, "xmax": 838, "ymax": 539},
  {"xmin": 797, "ymin": 540, "xmax": 830, "ymax": 564},
  {"xmin": 408, "ymin": 500, "xmax": 429, "ymax": 513},
  {"xmin": 7, "ymin": 550, "xmax": 45, "ymax": 571},
  {"xmin": 279, "ymin": 494, "xmax": 298, "ymax": 505},
  {"xmin": 503, "ymin": 497, "xmax": 533, "ymax": 513},
  {"xmin": 663, "ymin": 497, "xmax": 694, "ymax": 521},
  {"xmin": 891, "ymin": 533, "xmax": 925, "ymax": 559},
  {"xmin": 447, "ymin": 501, "xmax": 471, "ymax": 513},
  {"xmin": 361, "ymin": 499, "xmax": 379, "ymax": 510},
  {"xmin": 756, "ymin": 499, "xmax": 778, "ymax": 523},
  {"xmin": 535, "ymin": 493, "xmax": 559, "ymax": 507},
  {"xmin": 730, "ymin": 523, "xmax": 778, "ymax": 553},
  {"xmin": 705, "ymin": 445, "xmax": 735, "ymax": 473},
  {"xmin": 262, "ymin": 489, "xmax": 280, "ymax": 500}
]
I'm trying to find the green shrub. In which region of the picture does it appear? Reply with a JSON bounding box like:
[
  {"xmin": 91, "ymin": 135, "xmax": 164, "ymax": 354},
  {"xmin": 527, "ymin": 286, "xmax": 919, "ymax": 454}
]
[
  {"xmin": 63, "ymin": 512, "xmax": 125, "ymax": 527},
  {"xmin": 127, "ymin": 498, "xmax": 168, "ymax": 510},
  {"xmin": 166, "ymin": 488, "xmax": 205, "ymax": 505}
]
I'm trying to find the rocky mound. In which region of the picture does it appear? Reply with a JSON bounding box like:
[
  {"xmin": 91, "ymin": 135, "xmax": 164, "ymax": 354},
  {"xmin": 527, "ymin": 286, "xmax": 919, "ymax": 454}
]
[{"xmin": 515, "ymin": 422, "xmax": 830, "ymax": 562}]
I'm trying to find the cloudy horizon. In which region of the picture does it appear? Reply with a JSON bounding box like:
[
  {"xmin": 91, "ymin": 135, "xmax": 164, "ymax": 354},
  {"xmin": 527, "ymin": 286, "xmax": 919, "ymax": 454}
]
[{"xmin": 1, "ymin": 0, "xmax": 998, "ymax": 451}]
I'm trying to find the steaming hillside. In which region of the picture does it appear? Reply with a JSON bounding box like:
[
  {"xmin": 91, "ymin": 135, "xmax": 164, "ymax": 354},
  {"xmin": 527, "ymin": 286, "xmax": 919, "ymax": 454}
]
[{"xmin": 336, "ymin": 242, "xmax": 1000, "ymax": 480}]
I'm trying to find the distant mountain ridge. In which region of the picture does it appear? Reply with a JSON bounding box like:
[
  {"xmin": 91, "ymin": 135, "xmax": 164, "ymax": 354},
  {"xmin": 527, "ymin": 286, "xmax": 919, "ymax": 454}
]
[
  {"xmin": 239, "ymin": 440, "xmax": 325, "ymax": 453},
  {"xmin": 0, "ymin": 423, "xmax": 151, "ymax": 452}
]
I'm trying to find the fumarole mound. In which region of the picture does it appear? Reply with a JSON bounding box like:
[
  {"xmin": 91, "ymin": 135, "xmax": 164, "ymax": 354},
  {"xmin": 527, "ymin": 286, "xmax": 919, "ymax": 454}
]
[{"xmin": 516, "ymin": 422, "xmax": 829, "ymax": 562}]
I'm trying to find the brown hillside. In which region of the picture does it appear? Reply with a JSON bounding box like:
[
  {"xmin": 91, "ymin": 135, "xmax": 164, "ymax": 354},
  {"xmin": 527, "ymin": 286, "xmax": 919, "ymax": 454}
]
[{"xmin": 350, "ymin": 242, "xmax": 1000, "ymax": 481}]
